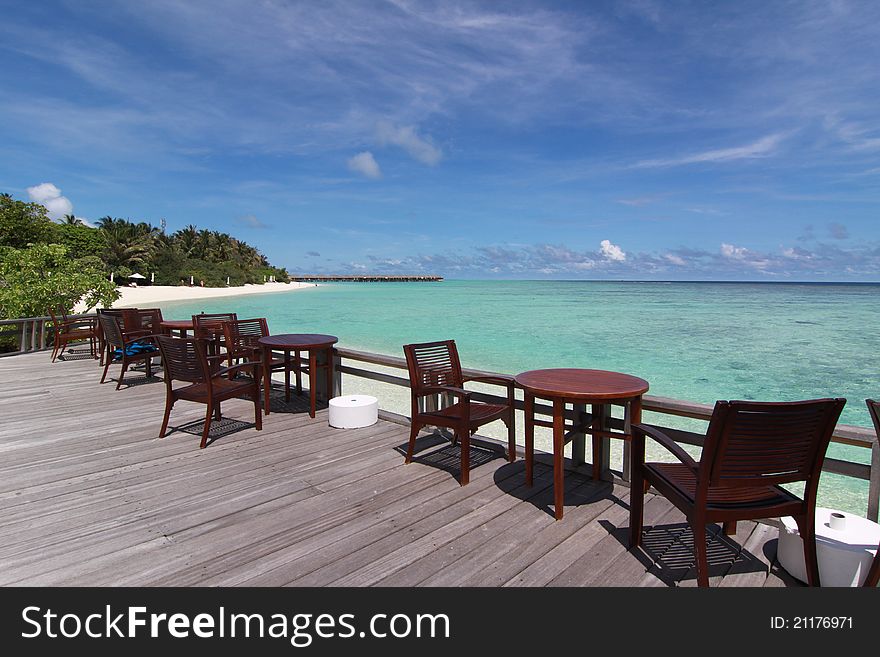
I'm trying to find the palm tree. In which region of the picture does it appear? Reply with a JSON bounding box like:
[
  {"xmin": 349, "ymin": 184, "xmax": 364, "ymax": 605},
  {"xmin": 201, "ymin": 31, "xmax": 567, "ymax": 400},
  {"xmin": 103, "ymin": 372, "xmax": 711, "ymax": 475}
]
[
  {"xmin": 62, "ymin": 214, "xmax": 83, "ymax": 226},
  {"xmin": 100, "ymin": 218, "xmax": 158, "ymax": 271},
  {"xmin": 172, "ymin": 225, "xmax": 199, "ymax": 258}
]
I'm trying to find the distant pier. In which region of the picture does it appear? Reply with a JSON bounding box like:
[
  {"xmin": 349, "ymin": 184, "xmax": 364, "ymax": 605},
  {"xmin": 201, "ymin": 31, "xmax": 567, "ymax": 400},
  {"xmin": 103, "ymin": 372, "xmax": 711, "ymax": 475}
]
[{"xmin": 290, "ymin": 275, "xmax": 443, "ymax": 282}]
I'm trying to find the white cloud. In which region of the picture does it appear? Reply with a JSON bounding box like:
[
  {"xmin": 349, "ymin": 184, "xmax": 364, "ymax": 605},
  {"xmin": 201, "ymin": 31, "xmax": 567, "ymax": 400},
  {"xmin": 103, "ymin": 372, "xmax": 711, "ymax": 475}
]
[
  {"xmin": 665, "ymin": 254, "xmax": 686, "ymax": 266},
  {"xmin": 376, "ymin": 122, "xmax": 442, "ymax": 166},
  {"xmin": 635, "ymin": 133, "xmax": 787, "ymax": 168},
  {"xmin": 720, "ymin": 242, "xmax": 748, "ymax": 259},
  {"xmin": 600, "ymin": 239, "xmax": 626, "ymax": 261},
  {"xmin": 26, "ymin": 182, "xmax": 73, "ymax": 220},
  {"xmin": 236, "ymin": 214, "xmax": 268, "ymax": 229},
  {"xmin": 347, "ymin": 151, "xmax": 382, "ymax": 179}
]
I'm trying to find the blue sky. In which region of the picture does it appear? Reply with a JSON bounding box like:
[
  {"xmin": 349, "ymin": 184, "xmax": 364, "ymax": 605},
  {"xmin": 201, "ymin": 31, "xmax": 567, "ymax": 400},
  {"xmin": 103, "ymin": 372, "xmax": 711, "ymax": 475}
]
[{"xmin": 1, "ymin": 0, "xmax": 879, "ymax": 280}]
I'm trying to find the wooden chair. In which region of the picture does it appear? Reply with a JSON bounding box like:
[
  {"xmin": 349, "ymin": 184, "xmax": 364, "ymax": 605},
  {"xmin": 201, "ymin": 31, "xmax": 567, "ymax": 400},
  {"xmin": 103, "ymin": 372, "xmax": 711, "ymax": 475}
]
[
  {"xmin": 122, "ymin": 307, "xmax": 164, "ymax": 336},
  {"xmin": 48, "ymin": 306, "xmax": 98, "ymax": 362},
  {"xmin": 629, "ymin": 398, "xmax": 845, "ymax": 587},
  {"xmin": 192, "ymin": 312, "xmax": 238, "ymax": 357},
  {"xmin": 221, "ymin": 317, "xmax": 301, "ymax": 401},
  {"xmin": 864, "ymin": 399, "xmax": 880, "ymax": 587},
  {"xmin": 403, "ymin": 339, "xmax": 516, "ymax": 485},
  {"xmin": 96, "ymin": 312, "xmax": 160, "ymax": 389},
  {"xmin": 96, "ymin": 308, "xmax": 131, "ymax": 366},
  {"xmin": 155, "ymin": 335, "xmax": 262, "ymax": 449}
]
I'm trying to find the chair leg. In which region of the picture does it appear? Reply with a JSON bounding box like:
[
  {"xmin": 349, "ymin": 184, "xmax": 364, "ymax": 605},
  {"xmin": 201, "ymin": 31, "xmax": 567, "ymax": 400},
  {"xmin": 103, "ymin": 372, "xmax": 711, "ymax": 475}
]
[
  {"xmin": 100, "ymin": 357, "xmax": 112, "ymax": 384},
  {"xmin": 629, "ymin": 470, "xmax": 645, "ymax": 549},
  {"xmin": 405, "ymin": 421, "xmax": 420, "ymax": 464},
  {"xmin": 722, "ymin": 521, "xmax": 737, "ymax": 535},
  {"xmin": 864, "ymin": 551, "xmax": 880, "ymax": 587},
  {"xmin": 459, "ymin": 428, "xmax": 470, "ymax": 486},
  {"xmin": 116, "ymin": 360, "xmax": 129, "ymax": 390},
  {"xmin": 794, "ymin": 514, "xmax": 821, "ymax": 587},
  {"xmin": 159, "ymin": 397, "xmax": 174, "ymax": 438},
  {"xmin": 253, "ymin": 390, "xmax": 262, "ymax": 430},
  {"xmin": 201, "ymin": 403, "xmax": 214, "ymax": 449},
  {"xmin": 214, "ymin": 402, "xmax": 221, "ymax": 422},
  {"xmin": 692, "ymin": 520, "xmax": 710, "ymax": 587},
  {"xmin": 506, "ymin": 416, "xmax": 516, "ymax": 462}
]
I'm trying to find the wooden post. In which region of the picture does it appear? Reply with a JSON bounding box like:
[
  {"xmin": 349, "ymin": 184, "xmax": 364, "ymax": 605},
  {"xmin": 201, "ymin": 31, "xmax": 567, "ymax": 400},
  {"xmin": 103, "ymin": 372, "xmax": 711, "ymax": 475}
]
[
  {"xmin": 332, "ymin": 351, "xmax": 342, "ymax": 398},
  {"xmin": 868, "ymin": 440, "xmax": 880, "ymax": 522},
  {"xmin": 593, "ymin": 403, "xmax": 611, "ymax": 480},
  {"xmin": 571, "ymin": 402, "xmax": 587, "ymax": 466}
]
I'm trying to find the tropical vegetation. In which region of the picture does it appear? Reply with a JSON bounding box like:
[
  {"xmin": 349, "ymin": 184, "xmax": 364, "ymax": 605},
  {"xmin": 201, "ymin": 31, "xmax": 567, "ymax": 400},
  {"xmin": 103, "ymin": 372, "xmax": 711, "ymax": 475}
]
[{"xmin": 0, "ymin": 192, "xmax": 289, "ymax": 321}]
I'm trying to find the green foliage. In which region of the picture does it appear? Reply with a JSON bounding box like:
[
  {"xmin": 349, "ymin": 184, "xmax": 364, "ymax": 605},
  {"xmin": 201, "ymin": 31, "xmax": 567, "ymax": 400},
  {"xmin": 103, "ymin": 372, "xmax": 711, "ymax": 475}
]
[
  {"xmin": 0, "ymin": 193, "xmax": 57, "ymax": 248},
  {"xmin": 0, "ymin": 244, "xmax": 119, "ymax": 319},
  {"xmin": 51, "ymin": 223, "xmax": 107, "ymax": 261},
  {"xmin": 0, "ymin": 193, "xmax": 289, "ymax": 317}
]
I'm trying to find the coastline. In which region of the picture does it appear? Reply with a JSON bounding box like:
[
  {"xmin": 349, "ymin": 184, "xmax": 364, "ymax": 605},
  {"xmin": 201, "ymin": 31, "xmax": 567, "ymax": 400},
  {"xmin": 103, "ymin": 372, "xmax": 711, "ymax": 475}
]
[{"xmin": 79, "ymin": 281, "xmax": 316, "ymax": 310}]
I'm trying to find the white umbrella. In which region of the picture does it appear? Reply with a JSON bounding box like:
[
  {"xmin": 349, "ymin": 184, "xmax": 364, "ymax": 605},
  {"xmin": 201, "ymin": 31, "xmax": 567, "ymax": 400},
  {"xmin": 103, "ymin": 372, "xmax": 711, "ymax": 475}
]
[{"xmin": 129, "ymin": 273, "xmax": 146, "ymax": 279}]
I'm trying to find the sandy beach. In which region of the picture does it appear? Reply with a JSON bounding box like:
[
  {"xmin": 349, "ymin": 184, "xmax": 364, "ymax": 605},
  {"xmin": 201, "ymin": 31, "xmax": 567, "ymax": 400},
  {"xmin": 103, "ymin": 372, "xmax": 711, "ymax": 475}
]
[{"xmin": 77, "ymin": 281, "xmax": 316, "ymax": 311}]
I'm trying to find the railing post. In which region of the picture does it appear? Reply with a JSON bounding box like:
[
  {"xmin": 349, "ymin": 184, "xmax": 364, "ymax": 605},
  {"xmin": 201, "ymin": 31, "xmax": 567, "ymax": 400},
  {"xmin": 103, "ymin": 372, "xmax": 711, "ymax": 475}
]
[
  {"xmin": 622, "ymin": 401, "xmax": 633, "ymax": 482},
  {"xmin": 20, "ymin": 321, "xmax": 28, "ymax": 353},
  {"xmin": 571, "ymin": 403, "xmax": 587, "ymax": 466},
  {"xmin": 30, "ymin": 319, "xmax": 37, "ymax": 353},
  {"xmin": 332, "ymin": 351, "xmax": 342, "ymax": 397},
  {"xmin": 594, "ymin": 403, "xmax": 611, "ymax": 479},
  {"xmin": 868, "ymin": 441, "xmax": 880, "ymax": 522}
]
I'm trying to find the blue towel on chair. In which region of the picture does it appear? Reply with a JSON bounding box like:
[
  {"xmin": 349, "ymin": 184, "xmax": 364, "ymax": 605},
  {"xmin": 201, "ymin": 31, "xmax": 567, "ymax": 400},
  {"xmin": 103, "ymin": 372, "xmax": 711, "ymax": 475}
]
[{"xmin": 112, "ymin": 341, "xmax": 158, "ymax": 360}]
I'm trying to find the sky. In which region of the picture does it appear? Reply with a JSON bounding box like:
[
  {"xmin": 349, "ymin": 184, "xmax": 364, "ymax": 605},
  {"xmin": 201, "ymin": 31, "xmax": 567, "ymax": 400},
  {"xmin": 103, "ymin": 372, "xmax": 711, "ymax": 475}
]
[{"xmin": 1, "ymin": 0, "xmax": 879, "ymax": 280}]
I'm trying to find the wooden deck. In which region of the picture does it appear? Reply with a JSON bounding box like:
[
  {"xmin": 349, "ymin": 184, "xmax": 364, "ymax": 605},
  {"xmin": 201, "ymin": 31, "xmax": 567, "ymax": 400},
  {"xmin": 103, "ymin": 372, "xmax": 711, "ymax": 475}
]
[{"xmin": 0, "ymin": 350, "xmax": 800, "ymax": 587}]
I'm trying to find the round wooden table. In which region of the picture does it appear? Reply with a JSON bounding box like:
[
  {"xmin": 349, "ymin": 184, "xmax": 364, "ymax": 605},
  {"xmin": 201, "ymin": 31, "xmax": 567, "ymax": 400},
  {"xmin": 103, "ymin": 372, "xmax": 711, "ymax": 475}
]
[
  {"xmin": 257, "ymin": 334, "xmax": 338, "ymax": 419},
  {"xmin": 159, "ymin": 319, "xmax": 195, "ymax": 337},
  {"xmin": 515, "ymin": 368, "xmax": 649, "ymax": 520}
]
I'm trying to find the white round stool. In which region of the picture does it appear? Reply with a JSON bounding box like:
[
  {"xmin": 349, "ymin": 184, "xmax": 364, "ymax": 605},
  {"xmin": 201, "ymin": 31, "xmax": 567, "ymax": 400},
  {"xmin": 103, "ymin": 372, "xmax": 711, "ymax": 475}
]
[
  {"xmin": 328, "ymin": 395, "xmax": 378, "ymax": 429},
  {"xmin": 777, "ymin": 507, "xmax": 880, "ymax": 586}
]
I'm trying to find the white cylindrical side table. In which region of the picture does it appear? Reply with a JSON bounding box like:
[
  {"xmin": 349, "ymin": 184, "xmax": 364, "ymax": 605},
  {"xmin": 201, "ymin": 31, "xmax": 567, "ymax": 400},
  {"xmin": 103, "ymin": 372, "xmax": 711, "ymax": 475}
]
[
  {"xmin": 329, "ymin": 395, "xmax": 379, "ymax": 429},
  {"xmin": 777, "ymin": 507, "xmax": 880, "ymax": 586}
]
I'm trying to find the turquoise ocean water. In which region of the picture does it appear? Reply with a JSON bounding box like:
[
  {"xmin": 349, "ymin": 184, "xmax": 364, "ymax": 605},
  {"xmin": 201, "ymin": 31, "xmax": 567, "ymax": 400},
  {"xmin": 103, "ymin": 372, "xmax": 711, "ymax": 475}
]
[{"xmin": 157, "ymin": 280, "xmax": 880, "ymax": 515}]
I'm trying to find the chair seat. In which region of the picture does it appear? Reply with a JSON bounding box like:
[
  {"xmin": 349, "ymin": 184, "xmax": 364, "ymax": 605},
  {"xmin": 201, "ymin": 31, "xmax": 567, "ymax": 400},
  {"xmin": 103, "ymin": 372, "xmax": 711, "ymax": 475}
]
[
  {"xmin": 423, "ymin": 401, "xmax": 509, "ymax": 427},
  {"xmin": 173, "ymin": 377, "xmax": 257, "ymax": 403},
  {"xmin": 646, "ymin": 462, "xmax": 801, "ymax": 509}
]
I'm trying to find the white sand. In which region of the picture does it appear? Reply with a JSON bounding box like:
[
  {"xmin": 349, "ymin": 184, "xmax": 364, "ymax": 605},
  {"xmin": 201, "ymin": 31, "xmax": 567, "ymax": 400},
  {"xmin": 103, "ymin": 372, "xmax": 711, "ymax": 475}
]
[{"xmin": 75, "ymin": 281, "xmax": 316, "ymax": 311}]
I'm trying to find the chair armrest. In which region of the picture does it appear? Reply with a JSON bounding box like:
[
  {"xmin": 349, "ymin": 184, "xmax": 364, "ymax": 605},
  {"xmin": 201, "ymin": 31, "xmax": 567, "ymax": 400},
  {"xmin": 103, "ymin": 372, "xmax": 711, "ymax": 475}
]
[
  {"xmin": 416, "ymin": 385, "xmax": 471, "ymax": 402},
  {"xmin": 463, "ymin": 374, "xmax": 514, "ymax": 390},
  {"xmin": 632, "ymin": 423, "xmax": 699, "ymax": 471},
  {"xmin": 122, "ymin": 333, "xmax": 163, "ymax": 347}
]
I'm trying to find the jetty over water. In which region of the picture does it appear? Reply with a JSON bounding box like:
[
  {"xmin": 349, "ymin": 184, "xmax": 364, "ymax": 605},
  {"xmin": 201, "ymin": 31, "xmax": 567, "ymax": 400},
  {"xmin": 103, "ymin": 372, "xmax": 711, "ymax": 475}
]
[
  {"xmin": 0, "ymin": 351, "xmax": 809, "ymax": 587},
  {"xmin": 290, "ymin": 275, "xmax": 443, "ymax": 282}
]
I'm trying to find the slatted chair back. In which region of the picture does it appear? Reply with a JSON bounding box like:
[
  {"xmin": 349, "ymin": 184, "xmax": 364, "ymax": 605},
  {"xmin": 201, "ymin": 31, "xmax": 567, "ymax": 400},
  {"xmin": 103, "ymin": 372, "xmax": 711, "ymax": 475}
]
[
  {"xmin": 698, "ymin": 399, "xmax": 845, "ymax": 490},
  {"xmin": 97, "ymin": 312, "xmax": 127, "ymax": 350},
  {"xmin": 123, "ymin": 307, "xmax": 163, "ymax": 333},
  {"xmin": 156, "ymin": 335, "xmax": 211, "ymax": 384},
  {"xmin": 192, "ymin": 312, "xmax": 238, "ymax": 340},
  {"xmin": 404, "ymin": 340, "xmax": 464, "ymax": 393},
  {"xmin": 867, "ymin": 399, "xmax": 880, "ymax": 438},
  {"xmin": 223, "ymin": 317, "xmax": 270, "ymax": 355}
]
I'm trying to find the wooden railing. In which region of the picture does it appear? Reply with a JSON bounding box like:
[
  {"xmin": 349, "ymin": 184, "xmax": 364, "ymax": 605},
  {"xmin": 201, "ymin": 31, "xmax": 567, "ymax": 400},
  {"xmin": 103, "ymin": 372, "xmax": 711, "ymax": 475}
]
[
  {"xmin": 0, "ymin": 313, "xmax": 98, "ymax": 357},
  {"xmin": 333, "ymin": 346, "xmax": 880, "ymax": 522}
]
